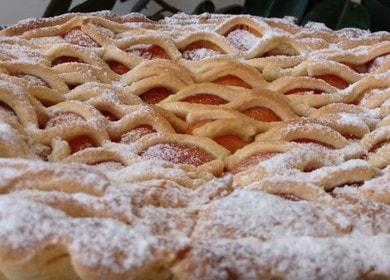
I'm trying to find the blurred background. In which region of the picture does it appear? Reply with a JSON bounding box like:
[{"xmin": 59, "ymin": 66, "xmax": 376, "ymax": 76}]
[{"xmin": 0, "ymin": 0, "xmax": 389, "ymax": 31}]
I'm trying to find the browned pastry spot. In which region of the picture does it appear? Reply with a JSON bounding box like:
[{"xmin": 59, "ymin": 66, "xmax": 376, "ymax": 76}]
[{"xmin": 141, "ymin": 142, "xmax": 214, "ymax": 166}]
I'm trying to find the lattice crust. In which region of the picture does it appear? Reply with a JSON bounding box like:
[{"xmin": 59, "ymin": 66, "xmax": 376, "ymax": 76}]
[{"xmin": 0, "ymin": 11, "xmax": 389, "ymax": 280}]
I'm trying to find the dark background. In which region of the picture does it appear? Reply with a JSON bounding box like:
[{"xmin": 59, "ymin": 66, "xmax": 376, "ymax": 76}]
[{"xmin": 42, "ymin": 0, "xmax": 390, "ymax": 32}]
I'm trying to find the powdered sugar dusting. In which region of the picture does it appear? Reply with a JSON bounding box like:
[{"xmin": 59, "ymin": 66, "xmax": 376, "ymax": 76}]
[
  {"xmin": 182, "ymin": 48, "xmax": 222, "ymax": 60},
  {"xmin": 63, "ymin": 28, "xmax": 100, "ymax": 48},
  {"xmin": 0, "ymin": 11, "xmax": 388, "ymax": 279},
  {"xmin": 141, "ymin": 143, "xmax": 214, "ymax": 166},
  {"xmin": 226, "ymin": 29, "xmax": 259, "ymax": 51}
]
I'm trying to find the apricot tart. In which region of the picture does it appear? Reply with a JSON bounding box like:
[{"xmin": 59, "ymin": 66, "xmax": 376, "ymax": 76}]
[{"xmin": 0, "ymin": 11, "xmax": 389, "ymax": 280}]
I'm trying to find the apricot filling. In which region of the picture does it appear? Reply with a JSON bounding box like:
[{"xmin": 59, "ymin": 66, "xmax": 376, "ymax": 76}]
[
  {"xmin": 225, "ymin": 25, "xmax": 262, "ymax": 37},
  {"xmin": 45, "ymin": 112, "xmax": 85, "ymax": 129},
  {"xmin": 141, "ymin": 142, "xmax": 214, "ymax": 166},
  {"xmin": 225, "ymin": 25, "xmax": 260, "ymax": 51},
  {"xmin": 369, "ymin": 140, "xmax": 389, "ymax": 153},
  {"xmin": 314, "ymin": 75, "xmax": 349, "ymax": 89},
  {"xmin": 52, "ymin": 56, "xmax": 82, "ymax": 66},
  {"xmin": 100, "ymin": 110, "xmax": 118, "ymax": 121},
  {"xmin": 343, "ymin": 62, "xmax": 370, "ymax": 74},
  {"xmin": 242, "ymin": 106, "xmax": 281, "ymax": 122},
  {"xmin": 259, "ymin": 49, "xmax": 297, "ymax": 57},
  {"xmin": 68, "ymin": 84, "xmax": 81, "ymax": 90},
  {"xmin": 353, "ymin": 88, "xmax": 385, "ymax": 105},
  {"xmin": 284, "ymin": 88, "xmax": 323, "ymax": 95},
  {"xmin": 213, "ymin": 135, "xmax": 250, "ymax": 153},
  {"xmin": 107, "ymin": 60, "xmax": 130, "ymax": 75},
  {"xmin": 126, "ymin": 44, "xmax": 169, "ymax": 60},
  {"xmin": 0, "ymin": 101, "xmax": 14, "ymax": 114},
  {"xmin": 181, "ymin": 41, "xmax": 223, "ymax": 60},
  {"xmin": 230, "ymin": 152, "xmax": 279, "ymax": 174},
  {"xmin": 68, "ymin": 135, "xmax": 95, "ymax": 153},
  {"xmin": 343, "ymin": 52, "xmax": 390, "ymax": 73},
  {"xmin": 63, "ymin": 28, "xmax": 99, "ymax": 48},
  {"xmin": 120, "ymin": 125, "xmax": 155, "ymax": 143},
  {"xmin": 212, "ymin": 75, "xmax": 251, "ymax": 88},
  {"xmin": 181, "ymin": 94, "xmax": 228, "ymax": 105},
  {"xmin": 140, "ymin": 88, "xmax": 173, "ymax": 104}
]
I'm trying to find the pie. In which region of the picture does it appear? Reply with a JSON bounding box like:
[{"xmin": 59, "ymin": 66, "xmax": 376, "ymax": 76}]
[{"xmin": 0, "ymin": 11, "xmax": 389, "ymax": 280}]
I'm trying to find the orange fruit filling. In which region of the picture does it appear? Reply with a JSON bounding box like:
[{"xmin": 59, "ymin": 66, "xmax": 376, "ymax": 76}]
[
  {"xmin": 213, "ymin": 135, "xmax": 250, "ymax": 153},
  {"xmin": 212, "ymin": 75, "xmax": 251, "ymax": 88},
  {"xmin": 369, "ymin": 140, "xmax": 389, "ymax": 153},
  {"xmin": 107, "ymin": 60, "xmax": 130, "ymax": 75},
  {"xmin": 100, "ymin": 110, "xmax": 118, "ymax": 121},
  {"xmin": 120, "ymin": 125, "xmax": 155, "ymax": 144},
  {"xmin": 0, "ymin": 101, "xmax": 13, "ymax": 114},
  {"xmin": 140, "ymin": 88, "xmax": 173, "ymax": 104},
  {"xmin": 242, "ymin": 106, "xmax": 281, "ymax": 122},
  {"xmin": 284, "ymin": 88, "xmax": 323, "ymax": 95},
  {"xmin": 343, "ymin": 52, "xmax": 390, "ymax": 73},
  {"xmin": 126, "ymin": 44, "xmax": 169, "ymax": 60},
  {"xmin": 68, "ymin": 135, "xmax": 95, "ymax": 153},
  {"xmin": 181, "ymin": 94, "xmax": 228, "ymax": 105},
  {"xmin": 141, "ymin": 142, "xmax": 214, "ymax": 166},
  {"xmin": 52, "ymin": 56, "xmax": 82, "ymax": 66},
  {"xmin": 181, "ymin": 41, "xmax": 224, "ymax": 60},
  {"xmin": 63, "ymin": 28, "xmax": 99, "ymax": 48},
  {"xmin": 230, "ymin": 152, "xmax": 279, "ymax": 174},
  {"xmin": 314, "ymin": 75, "xmax": 349, "ymax": 89},
  {"xmin": 45, "ymin": 112, "xmax": 84, "ymax": 128},
  {"xmin": 343, "ymin": 62, "xmax": 370, "ymax": 74}
]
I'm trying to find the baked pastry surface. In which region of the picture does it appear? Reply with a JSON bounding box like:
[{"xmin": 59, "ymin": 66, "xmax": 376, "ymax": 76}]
[{"xmin": 0, "ymin": 11, "xmax": 389, "ymax": 280}]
